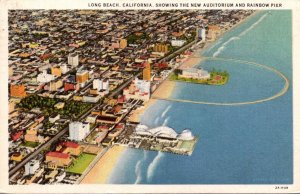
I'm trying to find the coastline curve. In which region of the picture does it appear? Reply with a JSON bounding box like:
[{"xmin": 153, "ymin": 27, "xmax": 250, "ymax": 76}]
[{"xmin": 152, "ymin": 57, "xmax": 290, "ymax": 106}]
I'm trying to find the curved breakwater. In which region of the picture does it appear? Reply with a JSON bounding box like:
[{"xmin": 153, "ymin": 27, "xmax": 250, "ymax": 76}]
[{"xmin": 107, "ymin": 10, "xmax": 293, "ymax": 184}]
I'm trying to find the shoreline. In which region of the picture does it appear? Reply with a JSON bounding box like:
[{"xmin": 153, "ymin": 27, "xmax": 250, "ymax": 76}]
[
  {"xmin": 80, "ymin": 145, "xmax": 125, "ymax": 184},
  {"xmin": 80, "ymin": 12, "xmax": 259, "ymax": 184},
  {"xmin": 150, "ymin": 11, "xmax": 259, "ymax": 101},
  {"xmin": 201, "ymin": 10, "xmax": 260, "ymax": 55}
]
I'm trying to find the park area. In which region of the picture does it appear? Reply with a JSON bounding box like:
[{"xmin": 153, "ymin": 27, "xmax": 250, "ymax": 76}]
[{"xmin": 66, "ymin": 153, "xmax": 96, "ymax": 174}]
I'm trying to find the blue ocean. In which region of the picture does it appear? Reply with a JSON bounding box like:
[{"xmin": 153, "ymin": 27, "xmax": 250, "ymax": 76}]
[{"xmin": 107, "ymin": 10, "xmax": 293, "ymax": 184}]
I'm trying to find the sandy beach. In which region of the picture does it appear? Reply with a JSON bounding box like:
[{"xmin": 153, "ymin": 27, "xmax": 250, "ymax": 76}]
[
  {"xmin": 128, "ymin": 98, "xmax": 156, "ymax": 122},
  {"xmin": 151, "ymin": 80, "xmax": 176, "ymax": 99},
  {"xmin": 80, "ymin": 145, "xmax": 125, "ymax": 184},
  {"xmin": 178, "ymin": 57, "xmax": 203, "ymax": 70}
]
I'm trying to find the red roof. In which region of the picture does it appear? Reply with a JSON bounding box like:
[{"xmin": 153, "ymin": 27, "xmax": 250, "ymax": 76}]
[
  {"xmin": 60, "ymin": 141, "xmax": 80, "ymax": 149},
  {"xmin": 46, "ymin": 151, "xmax": 70, "ymax": 159},
  {"xmin": 11, "ymin": 131, "xmax": 23, "ymax": 141},
  {"xmin": 39, "ymin": 53, "xmax": 52, "ymax": 60},
  {"xmin": 116, "ymin": 124, "xmax": 124, "ymax": 129}
]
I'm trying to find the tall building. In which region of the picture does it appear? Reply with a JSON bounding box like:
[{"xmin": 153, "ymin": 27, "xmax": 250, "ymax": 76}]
[
  {"xmin": 123, "ymin": 78, "xmax": 150, "ymax": 101},
  {"xmin": 93, "ymin": 78, "xmax": 109, "ymax": 93},
  {"xmin": 153, "ymin": 43, "xmax": 169, "ymax": 53},
  {"xmin": 10, "ymin": 84, "xmax": 27, "ymax": 98},
  {"xmin": 60, "ymin": 64, "xmax": 69, "ymax": 74},
  {"xmin": 143, "ymin": 62, "xmax": 151, "ymax": 81},
  {"xmin": 119, "ymin": 38, "xmax": 127, "ymax": 49},
  {"xmin": 93, "ymin": 79, "xmax": 103, "ymax": 90},
  {"xmin": 102, "ymin": 79, "xmax": 110, "ymax": 92},
  {"xmin": 134, "ymin": 78, "xmax": 150, "ymax": 94},
  {"xmin": 199, "ymin": 28, "xmax": 206, "ymax": 41},
  {"xmin": 51, "ymin": 67, "xmax": 62, "ymax": 77},
  {"xmin": 24, "ymin": 160, "xmax": 40, "ymax": 176},
  {"xmin": 76, "ymin": 70, "xmax": 89, "ymax": 84},
  {"xmin": 69, "ymin": 122, "xmax": 90, "ymax": 141},
  {"xmin": 68, "ymin": 53, "xmax": 79, "ymax": 67}
]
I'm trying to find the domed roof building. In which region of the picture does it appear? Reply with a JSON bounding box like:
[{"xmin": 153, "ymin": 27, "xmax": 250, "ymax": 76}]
[
  {"xmin": 135, "ymin": 125, "xmax": 178, "ymax": 139},
  {"xmin": 177, "ymin": 129, "xmax": 194, "ymax": 140},
  {"xmin": 149, "ymin": 126, "xmax": 178, "ymax": 139},
  {"xmin": 135, "ymin": 125, "xmax": 194, "ymax": 140}
]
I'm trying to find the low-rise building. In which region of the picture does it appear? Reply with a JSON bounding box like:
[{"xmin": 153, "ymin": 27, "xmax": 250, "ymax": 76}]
[
  {"xmin": 24, "ymin": 128, "xmax": 39, "ymax": 142},
  {"xmin": 37, "ymin": 70, "xmax": 55, "ymax": 83},
  {"xmin": 171, "ymin": 39, "xmax": 186, "ymax": 47},
  {"xmin": 83, "ymin": 94, "xmax": 101, "ymax": 103},
  {"xmin": 49, "ymin": 114, "xmax": 60, "ymax": 123},
  {"xmin": 179, "ymin": 68, "xmax": 210, "ymax": 80},
  {"xmin": 51, "ymin": 67, "xmax": 62, "ymax": 77},
  {"xmin": 45, "ymin": 152, "xmax": 72, "ymax": 169},
  {"xmin": 54, "ymin": 102, "xmax": 65, "ymax": 109},
  {"xmin": 56, "ymin": 141, "xmax": 82, "ymax": 156},
  {"xmin": 10, "ymin": 84, "xmax": 27, "ymax": 98},
  {"xmin": 24, "ymin": 160, "xmax": 40, "ymax": 176}
]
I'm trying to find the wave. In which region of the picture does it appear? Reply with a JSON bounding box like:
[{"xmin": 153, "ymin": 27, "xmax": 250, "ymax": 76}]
[
  {"xmin": 134, "ymin": 151, "xmax": 148, "ymax": 184},
  {"xmin": 161, "ymin": 105, "xmax": 172, "ymax": 118},
  {"xmin": 154, "ymin": 117, "xmax": 160, "ymax": 125},
  {"xmin": 206, "ymin": 38, "xmax": 223, "ymax": 53},
  {"xmin": 212, "ymin": 13, "xmax": 268, "ymax": 57},
  {"xmin": 134, "ymin": 160, "xmax": 143, "ymax": 184},
  {"xmin": 212, "ymin": 36, "xmax": 240, "ymax": 57},
  {"xmin": 162, "ymin": 117, "xmax": 170, "ymax": 126},
  {"xmin": 146, "ymin": 152, "xmax": 164, "ymax": 181},
  {"xmin": 239, "ymin": 13, "xmax": 268, "ymax": 37}
]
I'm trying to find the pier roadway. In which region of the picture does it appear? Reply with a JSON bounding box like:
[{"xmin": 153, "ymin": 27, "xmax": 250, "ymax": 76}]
[{"xmin": 152, "ymin": 57, "xmax": 289, "ymax": 106}]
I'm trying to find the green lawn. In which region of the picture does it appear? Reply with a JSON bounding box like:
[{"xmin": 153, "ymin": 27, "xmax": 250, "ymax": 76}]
[
  {"xmin": 66, "ymin": 153, "xmax": 96, "ymax": 174},
  {"xmin": 22, "ymin": 141, "xmax": 39, "ymax": 148},
  {"xmin": 179, "ymin": 140, "xmax": 195, "ymax": 150},
  {"xmin": 170, "ymin": 71, "xmax": 229, "ymax": 85}
]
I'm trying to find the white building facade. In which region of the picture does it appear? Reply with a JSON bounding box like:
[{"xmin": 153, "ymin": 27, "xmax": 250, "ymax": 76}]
[
  {"xmin": 37, "ymin": 70, "xmax": 55, "ymax": 83},
  {"xmin": 171, "ymin": 40, "xmax": 186, "ymax": 47},
  {"xmin": 24, "ymin": 160, "xmax": 40, "ymax": 176},
  {"xmin": 199, "ymin": 28, "xmax": 206, "ymax": 41},
  {"xmin": 123, "ymin": 78, "xmax": 150, "ymax": 101},
  {"xmin": 68, "ymin": 54, "xmax": 79, "ymax": 67},
  {"xmin": 93, "ymin": 79, "xmax": 103, "ymax": 91},
  {"xmin": 179, "ymin": 68, "xmax": 210, "ymax": 80},
  {"xmin": 69, "ymin": 121, "xmax": 90, "ymax": 141}
]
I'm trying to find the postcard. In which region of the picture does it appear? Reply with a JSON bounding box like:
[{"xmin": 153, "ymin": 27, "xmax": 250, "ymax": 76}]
[{"xmin": 0, "ymin": 0, "xmax": 300, "ymax": 193}]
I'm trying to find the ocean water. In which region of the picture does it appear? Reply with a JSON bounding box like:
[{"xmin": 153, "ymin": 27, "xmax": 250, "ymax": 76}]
[{"xmin": 107, "ymin": 10, "xmax": 293, "ymax": 184}]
